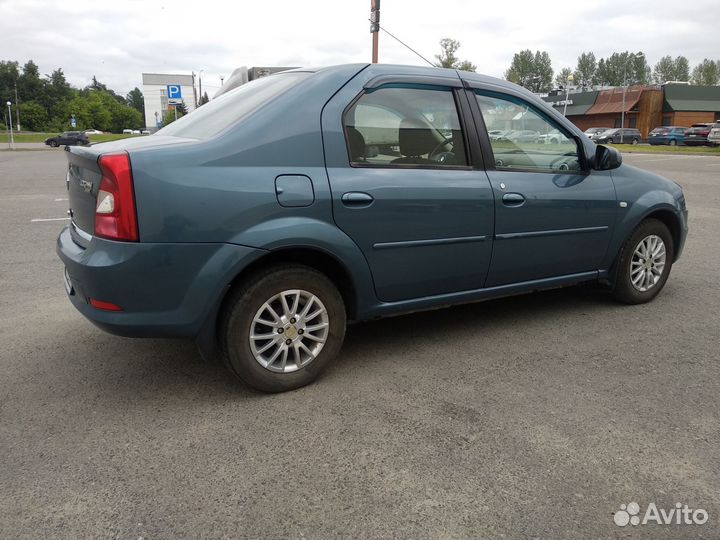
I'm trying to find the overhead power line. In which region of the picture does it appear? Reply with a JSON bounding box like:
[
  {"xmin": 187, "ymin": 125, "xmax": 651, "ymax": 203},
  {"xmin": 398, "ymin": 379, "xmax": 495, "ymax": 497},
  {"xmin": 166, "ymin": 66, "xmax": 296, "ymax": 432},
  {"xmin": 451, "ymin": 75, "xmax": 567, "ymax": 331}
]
[{"xmin": 372, "ymin": 22, "xmax": 436, "ymax": 67}]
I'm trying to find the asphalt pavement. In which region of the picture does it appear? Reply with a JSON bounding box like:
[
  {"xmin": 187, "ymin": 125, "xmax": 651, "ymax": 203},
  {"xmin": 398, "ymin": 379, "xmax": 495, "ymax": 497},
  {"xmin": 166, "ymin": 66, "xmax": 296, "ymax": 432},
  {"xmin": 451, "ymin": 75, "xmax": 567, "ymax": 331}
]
[{"xmin": 1, "ymin": 150, "xmax": 718, "ymax": 539}]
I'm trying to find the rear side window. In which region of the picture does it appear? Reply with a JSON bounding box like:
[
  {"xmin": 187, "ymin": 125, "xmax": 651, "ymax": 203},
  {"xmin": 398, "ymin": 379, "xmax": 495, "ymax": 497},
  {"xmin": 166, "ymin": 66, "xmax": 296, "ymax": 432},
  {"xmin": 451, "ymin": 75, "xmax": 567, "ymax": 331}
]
[
  {"xmin": 158, "ymin": 72, "xmax": 311, "ymax": 140},
  {"xmin": 343, "ymin": 86, "xmax": 468, "ymax": 167}
]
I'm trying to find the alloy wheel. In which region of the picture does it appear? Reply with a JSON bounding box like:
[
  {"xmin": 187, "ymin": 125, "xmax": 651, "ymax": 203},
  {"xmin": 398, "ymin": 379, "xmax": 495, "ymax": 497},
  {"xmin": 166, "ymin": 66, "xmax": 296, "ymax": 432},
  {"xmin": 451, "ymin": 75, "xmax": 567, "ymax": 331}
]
[
  {"xmin": 630, "ymin": 235, "xmax": 667, "ymax": 292},
  {"xmin": 249, "ymin": 289, "xmax": 329, "ymax": 373}
]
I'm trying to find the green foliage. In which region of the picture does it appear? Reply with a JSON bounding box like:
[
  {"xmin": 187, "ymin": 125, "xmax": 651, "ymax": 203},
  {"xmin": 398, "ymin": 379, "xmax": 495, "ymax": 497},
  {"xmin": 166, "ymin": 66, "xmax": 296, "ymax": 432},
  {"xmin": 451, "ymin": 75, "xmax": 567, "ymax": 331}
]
[
  {"xmin": 435, "ymin": 39, "xmax": 476, "ymax": 72},
  {"xmin": 126, "ymin": 87, "xmax": 145, "ymax": 115},
  {"xmin": 504, "ymin": 50, "xmax": 553, "ymax": 92},
  {"xmin": 163, "ymin": 101, "xmax": 187, "ymax": 126},
  {"xmin": 574, "ymin": 52, "xmax": 597, "ymax": 86},
  {"xmin": 691, "ymin": 59, "xmax": 720, "ymax": 85},
  {"xmin": 0, "ymin": 59, "xmax": 145, "ymax": 132},
  {"xmin": 199, "ymin": 91, "xmax": 210, "ymax": 106},
  {"xmin": 653, "ymin": 56, "xmax": 691, "ymax": 83},
  {"xmin": 594, "ymin": 52, "xmax": 650, "ymax": 86},
  {"xmin": 554, "ymin": 67, "xmax": 574, "ymax": 88},
  {"xmin": 18, "ymin": 101, "xmax": 48, "ymax": 131}
]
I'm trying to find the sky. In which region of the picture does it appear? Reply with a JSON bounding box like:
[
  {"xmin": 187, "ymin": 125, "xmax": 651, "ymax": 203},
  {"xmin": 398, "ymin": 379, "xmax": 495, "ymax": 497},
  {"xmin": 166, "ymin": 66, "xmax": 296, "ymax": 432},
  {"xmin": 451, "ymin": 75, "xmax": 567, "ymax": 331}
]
[{"xmin": 1, "ymin": 0, "xmax": 719, "ymax": 97}]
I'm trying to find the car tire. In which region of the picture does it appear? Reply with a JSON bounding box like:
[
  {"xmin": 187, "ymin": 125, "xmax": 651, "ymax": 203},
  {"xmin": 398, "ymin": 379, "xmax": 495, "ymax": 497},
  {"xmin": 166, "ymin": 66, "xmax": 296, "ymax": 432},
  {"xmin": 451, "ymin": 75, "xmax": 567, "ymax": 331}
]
[
  {"xmin": 611, "ymin": 219, "xmax": 674, "ymax": 305},
  {"xmin": 220, "ymin": 264, "xmax": 346, "ymax": 392},
  {"xmin": 607, "ymin": 138, "xmax": 614, "ymax": 144},
  {"xmin": 631, "ymin": 138, "xmax": 639, "ymax": 145},
  {"xmin": 50, "ymin": 141, "xmax": 58, "ymax": 148},
  {"xmin": 669, "ymin": 139, "xmax": 677, "ymax": 146}
]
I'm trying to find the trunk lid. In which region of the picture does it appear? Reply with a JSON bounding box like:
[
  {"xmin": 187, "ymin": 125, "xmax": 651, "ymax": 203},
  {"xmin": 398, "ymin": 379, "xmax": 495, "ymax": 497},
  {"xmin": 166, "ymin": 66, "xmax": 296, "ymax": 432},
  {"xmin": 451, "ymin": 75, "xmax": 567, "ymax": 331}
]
[{"xmin": 64, "ymin": 135, "xmax": 196, "ymax": 247}]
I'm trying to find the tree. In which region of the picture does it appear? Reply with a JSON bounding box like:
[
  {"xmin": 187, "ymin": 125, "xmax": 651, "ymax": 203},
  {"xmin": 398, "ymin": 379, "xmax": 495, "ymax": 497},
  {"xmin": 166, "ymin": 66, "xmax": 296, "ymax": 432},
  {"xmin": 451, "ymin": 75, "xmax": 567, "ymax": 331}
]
[
  {"xmin": 18, "ymin": 101, "xmax": 48, "ymax": 131},
  {"xmin": 691, "ymin": 59, "xmax": 720, "ymax": 85},
  {"xmin": 594, "ymin": 52, "xmax": 649, "ymax": 86},
  {"xmin": 554, "ymin": 67, "xmax": 574, "ymax": 88},
  {"xmin": 574, "ymin": 52, "xmax": 597, "ymax": 87},
  {"xmin": 0, "ymin": 61, "xmax": 20, "ymax": 105},
  {"xmin": 126, "ymin": 87, "xmax": 145, "ymax": 116},
  {"xmin": 435, "ymin": 38, "xmax": 476, "ymax": 72},
  {"xmin": 653, "ymin": 55, "xmax": 690, "ymax": 83},
  {"xmin": 18, "ymin": 60, "xmax": 46, "ymax": 104},
  {"xmin": 504, "ymin": 49, "xmax": 553, "ymax": 93},
  {"xmin": 200, "ymin": 91, "xmax": 210, "ymax": 105}
]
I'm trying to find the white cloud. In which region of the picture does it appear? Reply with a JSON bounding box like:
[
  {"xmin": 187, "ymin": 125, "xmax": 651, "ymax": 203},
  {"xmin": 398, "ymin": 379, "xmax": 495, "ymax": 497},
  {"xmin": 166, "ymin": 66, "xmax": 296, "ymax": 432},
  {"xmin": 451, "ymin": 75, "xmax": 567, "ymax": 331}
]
[{"xmin": 0, "ymin": 0, "xmax": 719, "ymax": 96}]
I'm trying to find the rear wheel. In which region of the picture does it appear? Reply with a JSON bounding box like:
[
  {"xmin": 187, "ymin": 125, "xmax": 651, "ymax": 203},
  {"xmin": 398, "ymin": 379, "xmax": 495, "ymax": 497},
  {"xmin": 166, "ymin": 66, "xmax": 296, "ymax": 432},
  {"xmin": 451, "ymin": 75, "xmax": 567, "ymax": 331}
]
[
  {"xmin": 611, "ymin": 219, "xmax": 674, "ymax": 304},
  {"xmin": 669, "ymin": 139, "xmax": 677, "ymax": 146},
  {"xmin": 631, "ymin": 138, "xmax": 639, "ymax": 145},
  {"xmin": 220, "ymin": 265, "xmax": 346, "ymax": 392}
]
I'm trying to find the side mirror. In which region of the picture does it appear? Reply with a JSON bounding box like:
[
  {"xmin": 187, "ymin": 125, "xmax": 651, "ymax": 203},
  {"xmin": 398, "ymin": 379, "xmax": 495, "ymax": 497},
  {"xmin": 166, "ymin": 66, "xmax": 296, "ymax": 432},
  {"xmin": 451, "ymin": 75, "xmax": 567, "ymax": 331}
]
[{"xmin": 593, "ymin": 144, "xmax": 622, "ymax": 171}]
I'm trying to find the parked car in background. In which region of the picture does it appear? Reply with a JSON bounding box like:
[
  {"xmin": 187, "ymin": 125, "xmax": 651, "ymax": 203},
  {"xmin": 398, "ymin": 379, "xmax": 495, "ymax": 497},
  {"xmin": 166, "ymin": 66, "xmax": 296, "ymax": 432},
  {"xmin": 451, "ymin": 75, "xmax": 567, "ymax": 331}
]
[
  {"xmin": 584, "ymin": 127, "xmax": 611, "ymax": 141},
  {"xmin": 44, "ymin": 131, "xmax": 90, "ymax": 147},
  {"xmin": 141, "ymin": 130, "xmax": 151, "ymax": 135},
  {"xmin": 500, "ymin": 130, "xmax": 540, "ymax": 143},
  {"xmin": 488, "ymin": 129, "xmax": 511, "ymax": 140},
  {"xmin": 707, "ymin": 123, "xmax": 720, "ymax": 146},
  {"xmin": 57, "ymin": 64, "xmax": 688, "ymax": 392},
  {"xmin": 684, "ymin": 123, "xmax": 714, "ymax": 146},
  {"xmin": 536, "ymin": 129, "xmax": 569, "ymax": 144},
  {"xmin": 648, "ymin": 126, "xmax": 688, "ymax": 146},
  {"xmin": 594, "ymin": 128, "xmax": 642, "ymax": 144},
  {"xmin": 122, "ymin": 129, "xmax": 133, "ymax": 134},
  {"xmin": 84, "ymin": 129, "xmax": 103, "ymax": 135}
]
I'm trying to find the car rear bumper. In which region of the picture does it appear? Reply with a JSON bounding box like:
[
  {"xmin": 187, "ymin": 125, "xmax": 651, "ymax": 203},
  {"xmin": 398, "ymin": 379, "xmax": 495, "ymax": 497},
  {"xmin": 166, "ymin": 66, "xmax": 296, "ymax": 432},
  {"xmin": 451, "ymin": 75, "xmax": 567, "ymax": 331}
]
[{"xmin": 56, "ymin": 225, "xmax": 265, "ymax": 338}]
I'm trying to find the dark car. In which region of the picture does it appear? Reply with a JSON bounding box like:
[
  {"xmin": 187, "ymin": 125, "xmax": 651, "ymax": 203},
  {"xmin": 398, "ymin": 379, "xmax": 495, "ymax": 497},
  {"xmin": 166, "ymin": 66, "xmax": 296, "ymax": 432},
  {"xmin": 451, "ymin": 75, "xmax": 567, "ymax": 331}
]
[
  {"xmin": 683, "ymin": 123, "xmax": 714, "ymax": 146},
  {"xmin": 594, "ymin": 128, "xmax": 642, "ymax": 144},
  {"xmin": 45, "ymin": 131, "xmax": 90, "ymax": 147},
  {"xmin": 57, "ymin": 64, "xmax": 688, "ymax": 392},
  {"xmin": 648, "ymin": 126, "xmax": 688, "ymax": 146}
]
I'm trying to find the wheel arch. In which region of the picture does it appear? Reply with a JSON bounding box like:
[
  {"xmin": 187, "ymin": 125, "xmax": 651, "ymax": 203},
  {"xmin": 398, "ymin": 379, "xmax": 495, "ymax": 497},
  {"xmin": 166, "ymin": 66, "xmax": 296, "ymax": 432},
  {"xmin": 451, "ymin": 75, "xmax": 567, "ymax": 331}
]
[{"xmin": 223, "ymin": 246, "xmax": 360, "ymax": 320}]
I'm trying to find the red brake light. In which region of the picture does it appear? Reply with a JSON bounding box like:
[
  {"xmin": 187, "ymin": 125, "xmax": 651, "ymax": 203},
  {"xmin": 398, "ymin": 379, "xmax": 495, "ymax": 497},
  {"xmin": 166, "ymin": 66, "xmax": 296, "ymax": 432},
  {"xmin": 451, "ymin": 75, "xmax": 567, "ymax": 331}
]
[
  {"xmin": 95, "ymin": 152, "xmax": 138, "ymax": 241},
  {"xmin": 89, "ymin": 298, "xmax": 123, "ymax": 311}
]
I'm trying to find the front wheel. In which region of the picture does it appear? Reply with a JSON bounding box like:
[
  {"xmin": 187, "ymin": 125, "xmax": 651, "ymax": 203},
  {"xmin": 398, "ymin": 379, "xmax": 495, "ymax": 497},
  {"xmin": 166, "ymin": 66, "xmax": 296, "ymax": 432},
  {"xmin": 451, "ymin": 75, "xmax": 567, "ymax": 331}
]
[
  {"xmin": 669, "ymin": 139, "xmax": 677, "ymax": 146},
  {"xmin": 631, "ymin": 138, "xmax": 639, "ymax": 145},
  {"xmin": 220, "ymin": 265, "xmax": 346, "ymax": 392},
  {"xmin": 50, "ymin": 141, "xmax": 59, "ymax": 147},
  {"xmin": 607, "ymin": 138, "xmax": 614, "ymax": 144},
  {"xmin": 611, "ymin": 219, "xmax": 674, "ymax": 304}
]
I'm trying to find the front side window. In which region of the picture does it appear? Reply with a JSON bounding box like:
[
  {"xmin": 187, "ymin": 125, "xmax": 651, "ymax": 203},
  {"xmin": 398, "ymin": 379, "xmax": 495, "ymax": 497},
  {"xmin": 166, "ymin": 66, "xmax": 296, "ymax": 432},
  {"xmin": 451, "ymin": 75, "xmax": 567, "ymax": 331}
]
[
  {"xmin": 344, "ymin": 86, "xmax": 468, "ymax": 167},
  {"xmin": 475, "ymin": 92, "xmax": 582, "ymax": 173}
]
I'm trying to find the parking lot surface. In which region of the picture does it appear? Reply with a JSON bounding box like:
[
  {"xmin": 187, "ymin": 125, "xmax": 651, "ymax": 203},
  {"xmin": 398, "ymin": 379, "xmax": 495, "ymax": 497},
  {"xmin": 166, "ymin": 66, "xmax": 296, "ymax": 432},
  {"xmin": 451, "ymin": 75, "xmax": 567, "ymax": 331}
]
[{"xmin": 1, "ymin": 150, "xmax": 718, "ymax": 539}]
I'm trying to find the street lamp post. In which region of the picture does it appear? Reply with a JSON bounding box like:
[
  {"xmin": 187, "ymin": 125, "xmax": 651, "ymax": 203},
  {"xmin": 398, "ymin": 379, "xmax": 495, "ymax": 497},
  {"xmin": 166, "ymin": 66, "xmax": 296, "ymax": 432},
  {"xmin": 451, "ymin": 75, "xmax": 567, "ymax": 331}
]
[
  {"xmin": 563, "ymin": 74, "xmax": 575, "ymax": 116},
  {"xmin": 620, "ymin": 53, "xmax": 644, "ymax": 144},
  {"xmin": 6, "ymin": 101, "xmax": 14, "ymax": 150}
]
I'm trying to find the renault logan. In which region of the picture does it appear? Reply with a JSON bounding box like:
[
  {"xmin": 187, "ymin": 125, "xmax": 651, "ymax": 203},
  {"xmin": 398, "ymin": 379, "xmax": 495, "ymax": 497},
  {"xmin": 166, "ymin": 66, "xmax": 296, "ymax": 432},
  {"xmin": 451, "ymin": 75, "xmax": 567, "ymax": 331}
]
[{"xmin": 57, "ymin": 64, "xmax": 688, "ymax": 392}]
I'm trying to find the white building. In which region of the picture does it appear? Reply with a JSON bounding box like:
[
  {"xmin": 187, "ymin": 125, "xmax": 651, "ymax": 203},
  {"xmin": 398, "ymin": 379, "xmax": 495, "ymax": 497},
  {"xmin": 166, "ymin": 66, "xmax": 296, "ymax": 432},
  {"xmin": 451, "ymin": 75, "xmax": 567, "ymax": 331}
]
[{"xmin": 141, "ymin": 73, "xmax": 196, "ymax": 130}]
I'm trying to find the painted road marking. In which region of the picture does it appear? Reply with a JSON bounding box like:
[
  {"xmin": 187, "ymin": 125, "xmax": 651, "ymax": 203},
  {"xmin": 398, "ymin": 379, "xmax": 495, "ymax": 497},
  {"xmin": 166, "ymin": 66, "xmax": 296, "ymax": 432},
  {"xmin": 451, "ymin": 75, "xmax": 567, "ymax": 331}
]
[
  {"xmin": 31, "ymin": 217, "xmax": 70, "ymax": 222},
  {"xmin": 55, "ymin": 198, "xmax": 68, "ymax": 202}
]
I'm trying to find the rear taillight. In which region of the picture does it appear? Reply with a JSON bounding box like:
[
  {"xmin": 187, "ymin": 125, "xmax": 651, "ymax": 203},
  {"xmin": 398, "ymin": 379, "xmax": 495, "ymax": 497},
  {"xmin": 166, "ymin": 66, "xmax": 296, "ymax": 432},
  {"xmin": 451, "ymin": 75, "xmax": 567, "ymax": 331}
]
[{"xmin": 95, "ymin": 152, "xmax": 138, "ymax": 241}]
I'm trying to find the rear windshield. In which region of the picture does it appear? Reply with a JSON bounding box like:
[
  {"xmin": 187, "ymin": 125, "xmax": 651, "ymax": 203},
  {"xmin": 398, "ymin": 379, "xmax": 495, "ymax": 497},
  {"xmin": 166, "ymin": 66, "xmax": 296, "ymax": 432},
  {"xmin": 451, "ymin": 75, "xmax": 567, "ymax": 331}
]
[{"xmin": 158, "ymin": 72, "xmax": 311, "ymax": 140}]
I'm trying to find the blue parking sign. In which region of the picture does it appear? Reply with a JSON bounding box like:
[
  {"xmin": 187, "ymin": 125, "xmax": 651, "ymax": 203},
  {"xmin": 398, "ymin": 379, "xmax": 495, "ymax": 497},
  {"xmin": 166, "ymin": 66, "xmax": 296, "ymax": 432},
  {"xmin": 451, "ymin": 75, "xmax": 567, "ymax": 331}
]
[{"xmin": 167, "ymin": 84, "xmax": 182, "ymax": 101}]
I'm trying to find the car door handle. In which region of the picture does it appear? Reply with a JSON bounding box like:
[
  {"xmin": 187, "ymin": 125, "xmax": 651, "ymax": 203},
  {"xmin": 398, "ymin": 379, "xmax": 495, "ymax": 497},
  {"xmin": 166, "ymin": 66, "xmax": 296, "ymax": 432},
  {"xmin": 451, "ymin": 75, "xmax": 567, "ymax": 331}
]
[
  {"xmin": 502, "ymin": 192, "xmax": 525, "ymax": 206},
  {"xmin": 341, "ymin": 192, "xmax": 374, "ymax": 207}
]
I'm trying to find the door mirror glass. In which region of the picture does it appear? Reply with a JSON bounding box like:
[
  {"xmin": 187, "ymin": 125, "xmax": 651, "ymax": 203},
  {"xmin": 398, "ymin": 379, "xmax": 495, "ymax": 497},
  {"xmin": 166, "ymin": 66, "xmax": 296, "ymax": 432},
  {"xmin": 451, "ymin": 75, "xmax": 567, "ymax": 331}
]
[
  {"xmin": 475, "ymin": 92, "xmax": 582, "ymax": 173},
  {"xmin": 593, "ymin": 144, "xmax": 623, "ymax": 170}
]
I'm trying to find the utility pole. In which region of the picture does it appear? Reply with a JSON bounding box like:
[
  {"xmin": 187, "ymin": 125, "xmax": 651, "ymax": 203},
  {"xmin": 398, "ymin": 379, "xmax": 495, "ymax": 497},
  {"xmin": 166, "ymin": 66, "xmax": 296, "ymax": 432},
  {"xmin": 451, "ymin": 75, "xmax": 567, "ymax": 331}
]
[
  {"xmin": 6, "ymin": 101, "xmax": 14, "ymax": 150},
  {"xmin": 14, "ymin": 80, "xmax": 20, "ymax": 131},
  {"xmin": 192, "ymin": 71, "xmax": 198, "ymax": 108},
  {"xmin": 370, "ymin": 0, "xmax": 380, "ymax": 63},
  {"xmin": 563, "ymin": 74, "xmax": 574, "ymax": 116},
  {"xmin": 199, "ymin": 70, "xmax": 203, "ymax": 107}
]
